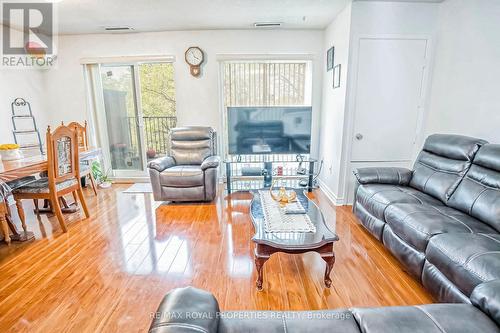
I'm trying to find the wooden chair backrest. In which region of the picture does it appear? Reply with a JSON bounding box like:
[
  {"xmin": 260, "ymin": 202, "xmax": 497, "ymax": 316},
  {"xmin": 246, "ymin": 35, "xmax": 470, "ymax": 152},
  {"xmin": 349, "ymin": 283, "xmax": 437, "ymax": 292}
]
[
  {"xmin": 46, "ymin": 125, "xmax": 80, "ymax": 187},
  {"xmin": 68, "ymin": 121, "xmax": 88, "ymax": 150}
]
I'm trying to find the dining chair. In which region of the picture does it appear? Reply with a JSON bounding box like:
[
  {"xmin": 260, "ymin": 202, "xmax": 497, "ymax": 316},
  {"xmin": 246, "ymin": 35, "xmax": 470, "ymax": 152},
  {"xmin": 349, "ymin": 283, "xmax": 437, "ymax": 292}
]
[
  {"xmin": 68, "ymin": 121, "xmax": 89, "ymax": 149},
  {"xmin": 33, "ymin": 121, "xmax": 96, "ymax": 213},
  {"xmin": 1, "ymin": 177, "xmax": 36, "ymax": 244},
  {"xmin": 13, "ymin": 125, "xmax": 90, "ymax": 233},
  {"xmin": 68, "ymin": 121, "xmax": 98, "ymax": 196}
]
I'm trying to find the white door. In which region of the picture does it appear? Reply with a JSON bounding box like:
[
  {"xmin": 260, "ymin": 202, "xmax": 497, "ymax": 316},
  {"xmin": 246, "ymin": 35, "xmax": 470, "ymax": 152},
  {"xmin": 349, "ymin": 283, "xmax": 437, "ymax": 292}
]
[
  {"xmin": 351, "ymin": 37, "xmax": 428, "ymax": 162},
  {"xmin": 346, "ymin": 37, "xmax": 430, "ymax": 203}
]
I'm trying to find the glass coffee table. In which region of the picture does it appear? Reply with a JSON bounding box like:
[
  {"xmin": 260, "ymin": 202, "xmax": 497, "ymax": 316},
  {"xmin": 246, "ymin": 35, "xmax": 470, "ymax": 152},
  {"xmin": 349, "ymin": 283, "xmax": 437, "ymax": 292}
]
[{"xmin": 250, "ymin": 190, "xmax": 339, "ymax": 290}]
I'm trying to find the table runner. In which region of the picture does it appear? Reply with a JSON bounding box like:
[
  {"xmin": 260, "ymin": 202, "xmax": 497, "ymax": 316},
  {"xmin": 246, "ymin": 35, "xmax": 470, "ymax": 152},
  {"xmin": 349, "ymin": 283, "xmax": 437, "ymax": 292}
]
[{"xmin": 259, "ymin": 190, "xmax": 316, "ymax": 233}]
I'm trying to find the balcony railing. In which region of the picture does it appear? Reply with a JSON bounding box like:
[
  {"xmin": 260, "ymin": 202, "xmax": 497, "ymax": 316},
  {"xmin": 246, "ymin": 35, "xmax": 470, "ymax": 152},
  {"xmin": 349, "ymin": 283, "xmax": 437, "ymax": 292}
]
[{"xmin": 127, "ymin": 116, "xmax": 177, "ymax": 157}]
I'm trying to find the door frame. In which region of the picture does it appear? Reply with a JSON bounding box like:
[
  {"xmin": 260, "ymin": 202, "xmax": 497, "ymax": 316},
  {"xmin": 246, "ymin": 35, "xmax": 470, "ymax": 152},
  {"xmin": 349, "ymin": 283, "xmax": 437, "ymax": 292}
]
[{"xmin": 340, "ymin": 34, "xmax": 435, "ymax": 204}]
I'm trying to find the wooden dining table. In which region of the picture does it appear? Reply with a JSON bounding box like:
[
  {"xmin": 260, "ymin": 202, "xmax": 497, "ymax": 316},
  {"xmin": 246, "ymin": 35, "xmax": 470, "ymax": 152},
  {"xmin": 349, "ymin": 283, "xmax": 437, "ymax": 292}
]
[{"xmin": 0, "ymin": 147, "xmax": 102, "ymax": 243}]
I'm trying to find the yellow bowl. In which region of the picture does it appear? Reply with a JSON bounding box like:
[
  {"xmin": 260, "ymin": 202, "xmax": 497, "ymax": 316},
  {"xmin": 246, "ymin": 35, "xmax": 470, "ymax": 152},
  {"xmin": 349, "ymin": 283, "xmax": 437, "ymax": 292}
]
[{"xmin": 0, "ymin": 144, "xmax": 21, "ymax": 151}]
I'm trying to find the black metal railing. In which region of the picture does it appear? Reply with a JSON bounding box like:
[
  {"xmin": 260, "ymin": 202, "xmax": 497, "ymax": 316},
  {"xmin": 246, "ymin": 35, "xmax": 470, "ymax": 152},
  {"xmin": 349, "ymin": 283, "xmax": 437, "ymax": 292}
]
[{"xmin": 127, "ymin": 116, "xmax": 177, "ymax": 157}]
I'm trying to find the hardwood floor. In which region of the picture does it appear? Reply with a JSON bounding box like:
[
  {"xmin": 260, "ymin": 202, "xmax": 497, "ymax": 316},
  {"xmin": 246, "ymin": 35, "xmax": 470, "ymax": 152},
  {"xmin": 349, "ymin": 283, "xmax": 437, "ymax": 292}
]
[{"xmin": 0, "ymin": 184, "xmax": 433, "ymax": 332}]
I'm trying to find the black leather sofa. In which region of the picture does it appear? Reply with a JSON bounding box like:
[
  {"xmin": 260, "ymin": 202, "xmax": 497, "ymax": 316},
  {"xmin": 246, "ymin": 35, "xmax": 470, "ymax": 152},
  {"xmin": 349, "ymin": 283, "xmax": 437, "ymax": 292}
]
[
  {"xmin": 353, "ymin": 134, "xmax": 500, "ymax": 304},
  {"xmin": 149, "ymin": 286, "xmax": 500, "ymax": 332}
]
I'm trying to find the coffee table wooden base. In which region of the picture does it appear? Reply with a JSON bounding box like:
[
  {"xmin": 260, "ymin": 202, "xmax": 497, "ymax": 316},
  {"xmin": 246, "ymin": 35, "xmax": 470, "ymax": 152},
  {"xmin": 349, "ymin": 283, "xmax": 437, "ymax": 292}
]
[{"xmin": 254, "ymin": 242, "xmax": 335, "ymax": 291}]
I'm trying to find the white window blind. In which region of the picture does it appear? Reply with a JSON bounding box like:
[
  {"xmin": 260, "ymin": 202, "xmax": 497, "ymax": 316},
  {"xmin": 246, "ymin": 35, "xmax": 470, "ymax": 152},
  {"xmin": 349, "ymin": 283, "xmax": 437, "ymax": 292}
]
[{"xmin": 223, "ymin": 61, "xmax": 311, "ymax": 107}]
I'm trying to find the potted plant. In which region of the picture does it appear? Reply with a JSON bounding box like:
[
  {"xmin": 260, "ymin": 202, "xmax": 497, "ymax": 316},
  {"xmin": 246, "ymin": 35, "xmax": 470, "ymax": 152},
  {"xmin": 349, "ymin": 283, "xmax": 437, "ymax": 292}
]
[
  {"xmin": 91, "ymin": 161, "xmax": 112, "ymax": 189},
  {"xmin": 146, "ymin": 148, "xmax": 156, "ymax": 159},
  {"xmin": 0, "ymin": 144, "xmax": 23, "ymax": 161}
]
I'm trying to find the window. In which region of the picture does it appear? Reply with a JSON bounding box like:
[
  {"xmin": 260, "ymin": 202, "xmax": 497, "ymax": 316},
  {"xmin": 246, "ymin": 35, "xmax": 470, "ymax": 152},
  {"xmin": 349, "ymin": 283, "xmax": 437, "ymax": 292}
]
[{"xmin": 222, "ymin": 60, "xmax": 313, "ymax": 159}]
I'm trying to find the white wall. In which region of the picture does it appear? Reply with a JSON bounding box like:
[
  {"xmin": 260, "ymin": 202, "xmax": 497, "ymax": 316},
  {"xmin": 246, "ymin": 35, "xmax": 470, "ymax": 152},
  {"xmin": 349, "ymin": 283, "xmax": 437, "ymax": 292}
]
[
  {"xmin": 425, "ymin": 0, "xmax": 500, "ymax": 143},
  {"xmin": 318, "ymin": 1, "xmax": 441, "ymax": 204},
  {"xmin": 43, "ymin": 29, "xmax": 324, "ymax": 156},
  {"xmin": 349, "ymin": 1, "xmax": 440, "ymax": 36},
  {"xmin": 317, "ymin": 3, "xmax": 352, "ymax": 204},
  {"xmin": 0, "ymin": 69, "xmax": 49, "ymax": 144}
]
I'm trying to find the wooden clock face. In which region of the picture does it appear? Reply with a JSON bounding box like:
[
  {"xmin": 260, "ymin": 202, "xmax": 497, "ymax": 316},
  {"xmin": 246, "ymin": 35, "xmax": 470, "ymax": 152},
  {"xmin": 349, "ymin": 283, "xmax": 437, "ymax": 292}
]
[{"xmin": 185, "ymin": 47, "xmax": 204, "ymax": 66}]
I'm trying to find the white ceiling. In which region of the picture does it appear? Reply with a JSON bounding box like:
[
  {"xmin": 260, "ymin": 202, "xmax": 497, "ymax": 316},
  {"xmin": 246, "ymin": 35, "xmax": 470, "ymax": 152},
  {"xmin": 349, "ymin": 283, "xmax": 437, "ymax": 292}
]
[
  {"xmin": 357, "ymin": 0, "xmax": 443, "ymax": 2},
  {"xmin": 52, "ymin": 0, "xmax": 348, "ymax": 35},
  {"xmin": 9, "ymin": 0, "xmax": 443, "ymax": 35}
]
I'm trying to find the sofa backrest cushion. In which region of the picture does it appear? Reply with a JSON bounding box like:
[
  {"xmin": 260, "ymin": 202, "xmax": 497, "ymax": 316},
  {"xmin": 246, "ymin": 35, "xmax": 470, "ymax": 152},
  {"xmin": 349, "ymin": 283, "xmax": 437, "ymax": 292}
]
[
  {"xmin": 410, "ymin": 134, "xmax": 486, "ymax": 203},
  {"xmin": 448, "ymin": 144, "xmax": 500, "ymax": 231},
  {"xmin": 170, "ymin": 126, "xmax": 217, "ymax": 165}
]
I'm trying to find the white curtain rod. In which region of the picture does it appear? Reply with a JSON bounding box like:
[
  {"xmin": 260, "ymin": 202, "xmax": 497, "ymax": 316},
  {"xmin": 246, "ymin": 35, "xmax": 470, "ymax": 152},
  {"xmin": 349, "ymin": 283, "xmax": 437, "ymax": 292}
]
[
  {"xmin": 80, "ymin": 55, "xmax": 176, "ymax": 64},
  {"xmin": 216, "ymin": 53, "xmax": 315, "ymax": 61}
]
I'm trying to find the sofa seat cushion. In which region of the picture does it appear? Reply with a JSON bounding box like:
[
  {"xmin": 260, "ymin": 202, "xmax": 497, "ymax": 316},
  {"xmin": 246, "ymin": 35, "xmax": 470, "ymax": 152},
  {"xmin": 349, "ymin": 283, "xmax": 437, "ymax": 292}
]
[
  {"xmin": 426, "ymin": 233, "xmax": 500, "ymax": 297},
  {"xmin": 356, "ymin": 184, "xmax": 443, "ymax": 221},
  {"xmin": 219, "ymin": 310, "xmax": 361, "ymax": 333},
  {"xmin": 385, "ymin": 204, "xmax": 497, "ymax": 252},
  {"xmin": 352, "ymin": 304, "xmax": 499, "ymax": 333},
  {"xmin": 159, "ymin": 165, "xmax": 204, "ymax": 187},
  {"xmin": 471, "ymin": 280, "xmax": 500, "ymax": 327}
]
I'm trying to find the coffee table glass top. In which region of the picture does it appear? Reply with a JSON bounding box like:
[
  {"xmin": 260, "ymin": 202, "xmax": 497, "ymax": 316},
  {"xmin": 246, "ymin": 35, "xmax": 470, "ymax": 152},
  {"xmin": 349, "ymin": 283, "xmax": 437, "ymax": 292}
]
[{"xmin": 250, "ymin": 190, "xmax": 338, "ymax": 250}]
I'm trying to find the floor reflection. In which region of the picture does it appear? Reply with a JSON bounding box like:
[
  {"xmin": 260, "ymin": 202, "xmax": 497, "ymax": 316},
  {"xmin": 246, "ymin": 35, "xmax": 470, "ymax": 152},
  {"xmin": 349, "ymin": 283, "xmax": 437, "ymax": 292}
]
[
  {"xmin": 114, "ymin": 189, "xmax": 258, "ymax": 279},
  {"xmin": 116, "ymin": 192, "xmax": 195, "ymax": 276},
  {"xmin": 225, "ymin": 224, "xmax": 253, "ymax": 278}
]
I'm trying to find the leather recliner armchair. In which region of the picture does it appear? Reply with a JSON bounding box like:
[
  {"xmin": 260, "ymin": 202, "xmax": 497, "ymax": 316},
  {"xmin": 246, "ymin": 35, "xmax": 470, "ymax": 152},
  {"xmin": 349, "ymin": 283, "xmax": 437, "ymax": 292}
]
[{"xmin": 147, "ymin": 126, "xmax": 220, "ymax": 202}]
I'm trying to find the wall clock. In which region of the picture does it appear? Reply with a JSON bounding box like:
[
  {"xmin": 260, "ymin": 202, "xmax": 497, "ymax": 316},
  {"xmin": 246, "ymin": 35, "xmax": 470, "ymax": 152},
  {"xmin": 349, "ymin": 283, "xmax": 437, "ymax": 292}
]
[{"xmin": 185, "ymin": 46, "xmax": 204, "ymax": 77}]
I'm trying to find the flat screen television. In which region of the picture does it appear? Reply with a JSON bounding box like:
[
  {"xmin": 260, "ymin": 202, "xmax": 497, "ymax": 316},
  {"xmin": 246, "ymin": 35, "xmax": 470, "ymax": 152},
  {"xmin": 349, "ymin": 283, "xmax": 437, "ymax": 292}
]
[{"xmin": 227, "ymin": 106, "xmax": 312, "ymax": 155}]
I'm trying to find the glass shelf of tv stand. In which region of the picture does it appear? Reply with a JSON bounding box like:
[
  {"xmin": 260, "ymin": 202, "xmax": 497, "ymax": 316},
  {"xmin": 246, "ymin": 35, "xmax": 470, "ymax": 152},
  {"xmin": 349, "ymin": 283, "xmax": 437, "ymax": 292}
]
[
  {"xmin": 227, "ymin": 177, "xmax": 318, "ymax": 194},
  {"xmin": 224, "ymin": 156, "xmax": 318, "ymax": 194}
]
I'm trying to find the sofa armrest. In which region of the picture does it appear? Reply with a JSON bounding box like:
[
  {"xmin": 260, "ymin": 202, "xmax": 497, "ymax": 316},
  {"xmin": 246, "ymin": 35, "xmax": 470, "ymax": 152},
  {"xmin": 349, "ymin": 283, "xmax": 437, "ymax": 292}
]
[
  {"xmin": 148, "ymin": 156, "xmax": 176, "ymax": 172},
  {"xmin": 353, "ymin": 167, "xmax": 412, "ymax": 186},
  {"xmin": 201, "ymin": 156, "xmax": 220, "ymax": 171},
  {"xmin": 149, "ymin": 287, "xmax": 220, "ymax": 333},
  {"xmin": 471, "ymin": 280, "xmax": 500, "ymax": 326}
]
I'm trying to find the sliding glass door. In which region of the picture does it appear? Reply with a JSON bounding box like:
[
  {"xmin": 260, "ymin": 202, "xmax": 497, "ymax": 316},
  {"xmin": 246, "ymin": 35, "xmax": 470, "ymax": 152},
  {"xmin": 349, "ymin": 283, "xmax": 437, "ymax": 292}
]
[
  {"xmin": 101, "ymin": 65, "xmax": 144, "ymax": 172},
  {"xmin": 95, "ymin": 62, "xmax": 176, "ymax": 178}
]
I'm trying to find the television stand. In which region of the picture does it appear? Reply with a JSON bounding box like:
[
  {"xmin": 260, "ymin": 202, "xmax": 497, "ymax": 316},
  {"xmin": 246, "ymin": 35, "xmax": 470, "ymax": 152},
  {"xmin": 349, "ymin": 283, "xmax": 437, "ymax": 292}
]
[{"xmin": 224, "ymin": 155, "xmax": 317, "ymax": 194}]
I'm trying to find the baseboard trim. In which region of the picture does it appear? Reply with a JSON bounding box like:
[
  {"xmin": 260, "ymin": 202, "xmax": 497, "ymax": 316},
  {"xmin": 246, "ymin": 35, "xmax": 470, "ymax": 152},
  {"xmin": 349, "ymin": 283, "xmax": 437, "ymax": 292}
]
[{"xmin": 317, "ymin": 179, "xmax": 346, "ymax": 206}]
